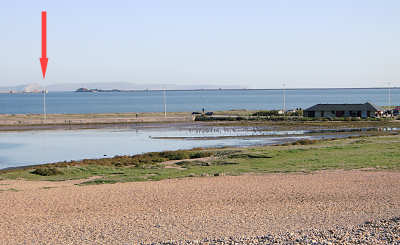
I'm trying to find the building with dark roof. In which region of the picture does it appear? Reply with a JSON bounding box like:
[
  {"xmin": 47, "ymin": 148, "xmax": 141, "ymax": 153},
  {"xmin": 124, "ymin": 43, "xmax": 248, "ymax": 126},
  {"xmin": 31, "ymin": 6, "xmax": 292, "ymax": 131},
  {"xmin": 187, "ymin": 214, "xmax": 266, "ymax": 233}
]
[{"xmin": 304, "ymin": 102, "xmax": 382, "ymax": 118}]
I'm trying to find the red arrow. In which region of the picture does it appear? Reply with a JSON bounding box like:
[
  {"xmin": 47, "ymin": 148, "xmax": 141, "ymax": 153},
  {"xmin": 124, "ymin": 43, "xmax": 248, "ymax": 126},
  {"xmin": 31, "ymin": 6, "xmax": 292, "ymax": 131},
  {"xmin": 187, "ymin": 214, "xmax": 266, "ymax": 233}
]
[{"xmin": 40, "ymin": 11, "xmax": 48, "ymax": 79}]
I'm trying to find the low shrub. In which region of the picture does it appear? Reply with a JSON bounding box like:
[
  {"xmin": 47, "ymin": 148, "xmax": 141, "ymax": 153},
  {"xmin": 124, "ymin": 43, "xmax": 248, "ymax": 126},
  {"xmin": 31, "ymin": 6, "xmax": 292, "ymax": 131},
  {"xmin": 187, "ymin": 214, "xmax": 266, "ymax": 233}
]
[
  {"xmin": 252, "ymin": 110, "xmax": 280, "ymax": 117},
  {"xmin": 28, "ymin": 149, "xmax": 215, "ymax": 169},
  {"xmin": 159, "ymin": 151, "xmax": 189, "ymax": 160},
  {"xmin": 175, "ymin": 160, "xmax": 210, "ymax": 167},
  {"xmin": 189, "ymin": 151, "xmax": 213, "ymax": 159},
  {"xmin": 31, "ymin": 167, "xmax": 63, "ymax": 176},
  {"xmin": 290, "ymin": 139, "xmax": 318, "ymax": 145},
  {"xmin": 194, "ymin": 116, "xmax": 246, "ymax": 121}
]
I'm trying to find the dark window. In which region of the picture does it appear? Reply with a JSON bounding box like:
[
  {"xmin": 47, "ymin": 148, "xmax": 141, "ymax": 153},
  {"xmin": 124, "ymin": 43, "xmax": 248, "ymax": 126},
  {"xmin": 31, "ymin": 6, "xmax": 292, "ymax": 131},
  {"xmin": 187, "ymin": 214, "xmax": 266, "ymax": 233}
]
[
  {"xmin": 306, "ymin": 111, "xmax": 315, "ymax": 117},
  {"xmin": 321, "ymin": 111, "xmax": 325, "ymax": 117},
  {"xmin": 367, "ymin": 111, "xmax": 371, "ymax": 117},
  {"xmin": 336, "ymin": 111, "xmax": 345, "ymax": 117},
  {"xmin": 349, "ymin": 111, "xmax": 358, "ymax": 117},
  {"xmin": 357, "ymin": 111, "xmax": 362, "ymax": 117}
]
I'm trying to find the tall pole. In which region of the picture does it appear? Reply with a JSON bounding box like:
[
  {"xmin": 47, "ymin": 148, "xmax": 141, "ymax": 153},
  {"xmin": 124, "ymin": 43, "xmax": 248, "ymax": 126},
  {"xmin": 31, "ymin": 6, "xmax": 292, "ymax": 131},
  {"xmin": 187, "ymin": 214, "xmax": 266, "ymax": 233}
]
[
  {"xmin": 163, "ymin": 88, "xmax": 167, "ymax": 118},
  {"xmin": 43, "ymin": 88, "xmax": 47, "ymax": 121},
  {"xmin": 282, "ymin": 83, "xmax": 286, "ymax": 114},
  {"xmin": 388, "ymin": 82, "xmax": 391, "ymax": 108}
]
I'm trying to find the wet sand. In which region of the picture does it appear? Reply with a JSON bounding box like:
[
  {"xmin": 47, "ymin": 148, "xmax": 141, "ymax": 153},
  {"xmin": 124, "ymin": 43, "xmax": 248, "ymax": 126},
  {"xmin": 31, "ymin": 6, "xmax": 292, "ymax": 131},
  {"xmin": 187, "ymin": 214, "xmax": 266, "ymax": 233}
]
[{"xmin": 1, "ymin": 170, "xmax": 399, "ymax": 244}]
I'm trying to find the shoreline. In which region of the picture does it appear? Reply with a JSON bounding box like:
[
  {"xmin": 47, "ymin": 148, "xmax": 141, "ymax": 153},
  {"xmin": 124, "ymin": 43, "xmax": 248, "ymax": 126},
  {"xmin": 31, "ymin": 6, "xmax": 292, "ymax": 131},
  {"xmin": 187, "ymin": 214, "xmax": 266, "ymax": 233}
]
[
  {"xmin": 0, "ymin": 110, "xmax": 252, "ymax": 128},
  {"xmin": 0, "ymin": 110, "xmax": 399, "ymax": 131},
  {"xmin": 0, "ymin": 112, "xmax": 194, "ymax": 128}
]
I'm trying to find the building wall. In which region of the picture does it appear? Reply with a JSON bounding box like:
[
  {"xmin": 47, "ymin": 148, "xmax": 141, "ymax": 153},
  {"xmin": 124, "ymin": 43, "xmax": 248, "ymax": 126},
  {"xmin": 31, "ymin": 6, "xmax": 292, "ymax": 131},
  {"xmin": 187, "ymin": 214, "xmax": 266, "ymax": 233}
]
[
  {"xmin": 362, "ymin": 111, "xmax": 367, "ymax": 118},
  {"xmin": 309, "ymin": 110, "xmax": 370, "ymax": 118},
  {"xmin": 314, "ymin": 111, "xmax": 338, "ymax": 118}
]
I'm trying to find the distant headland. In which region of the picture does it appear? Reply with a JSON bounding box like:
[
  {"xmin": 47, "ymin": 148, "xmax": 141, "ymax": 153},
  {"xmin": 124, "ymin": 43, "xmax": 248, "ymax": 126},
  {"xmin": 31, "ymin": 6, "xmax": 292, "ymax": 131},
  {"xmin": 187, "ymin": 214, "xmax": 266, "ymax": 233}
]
[{"xmin": 75, "ymin": 88, "xmax": 123, "ymax": 93}]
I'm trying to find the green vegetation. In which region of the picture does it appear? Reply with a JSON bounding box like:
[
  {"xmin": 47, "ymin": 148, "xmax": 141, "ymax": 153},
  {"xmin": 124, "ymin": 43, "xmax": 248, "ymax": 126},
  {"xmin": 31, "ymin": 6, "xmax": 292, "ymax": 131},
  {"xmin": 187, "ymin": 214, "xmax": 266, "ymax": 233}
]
[
  {"xmin": 282, "ymin": 139, "xmax": 319, "ymax": 146},
  {"xmin": 1, "ymin": 135, "xmax": 400, "ymax": 184},
  {"xmin": 252, "ymin": 110, "xmax": 282, "ymax": 117},
  {"xmin": 31, "ymin": 167, "xmax": 64, "ymax": 176},
  {"xmin": 197, "ymin": 114, "xmax": 396, "ymax": 122},
  {"xmin": 195, "ymin": 115, "xmax": 247, "ymax": 121},
  {"xmin": 0, "ymin": 188, "xmax": 19, "ymax": 192},
  {"xmin": 206, "ymin": 117, "xmax": 400, "ymax": 131}
]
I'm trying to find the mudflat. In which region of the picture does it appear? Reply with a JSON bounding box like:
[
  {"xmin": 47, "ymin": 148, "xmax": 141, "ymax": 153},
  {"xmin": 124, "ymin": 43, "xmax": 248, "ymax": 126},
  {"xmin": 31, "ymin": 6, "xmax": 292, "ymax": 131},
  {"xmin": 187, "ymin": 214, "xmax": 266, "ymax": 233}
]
[{"xmin": 1, "ymin": 170, "xmax": 399, "ymax": 244}]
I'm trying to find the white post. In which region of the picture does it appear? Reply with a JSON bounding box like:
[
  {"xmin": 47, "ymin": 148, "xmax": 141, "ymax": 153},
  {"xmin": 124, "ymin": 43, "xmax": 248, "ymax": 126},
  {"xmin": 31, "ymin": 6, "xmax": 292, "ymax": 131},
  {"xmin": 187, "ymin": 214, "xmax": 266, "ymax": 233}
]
[
  {"xmin": 163, "ymin": 88, "xmax": 167, "ymax": 118},
  {"xmin": 282, "ymin": 83, "xmax": 286, "ymax": 114},
  {"xmin": 388, "ymin": 82, "xmax": 391, "ymax": 108},
  {"xmin": 43, "ymin": 88, "xmax": 47, "ymax": 121}
]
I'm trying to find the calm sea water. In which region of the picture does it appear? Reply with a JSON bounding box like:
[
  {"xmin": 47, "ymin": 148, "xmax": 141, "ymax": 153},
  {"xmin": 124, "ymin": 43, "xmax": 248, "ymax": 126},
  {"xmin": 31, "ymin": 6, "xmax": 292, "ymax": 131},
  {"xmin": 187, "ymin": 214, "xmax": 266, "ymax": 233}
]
[{"xmin": 0, "ymin": 88, "xmax": 398, "ymax": 114}]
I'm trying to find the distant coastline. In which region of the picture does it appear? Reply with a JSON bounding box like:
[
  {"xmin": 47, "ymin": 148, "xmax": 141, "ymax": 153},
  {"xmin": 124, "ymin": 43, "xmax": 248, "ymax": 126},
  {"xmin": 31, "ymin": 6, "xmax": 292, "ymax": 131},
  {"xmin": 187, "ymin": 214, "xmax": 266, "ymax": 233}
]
[
  {"xmin": 74, "ymin": 87, "xmax": 400, "ymax": 93},
  {"xmin": 75, "ymin": 88, "xmax": 124, "ymax": 93},
  {"xmin": 1, "ymin": 81, "xmax": 399, "ymax": 94}
]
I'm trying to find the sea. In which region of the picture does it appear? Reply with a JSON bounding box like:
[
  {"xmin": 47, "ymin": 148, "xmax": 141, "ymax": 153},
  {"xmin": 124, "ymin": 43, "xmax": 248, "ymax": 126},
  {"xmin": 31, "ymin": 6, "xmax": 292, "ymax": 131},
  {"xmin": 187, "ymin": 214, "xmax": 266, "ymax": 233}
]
[{"xmin": 0, "ymin": 88, "xmax": 399, "ymax": 114}]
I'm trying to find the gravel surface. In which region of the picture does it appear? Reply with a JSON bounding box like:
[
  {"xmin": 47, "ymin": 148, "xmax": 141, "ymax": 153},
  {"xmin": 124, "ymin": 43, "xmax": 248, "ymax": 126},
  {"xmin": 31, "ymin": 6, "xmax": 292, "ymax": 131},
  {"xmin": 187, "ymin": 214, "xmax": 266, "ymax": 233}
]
[
  {"xmin": 1, "ymin": 170, "xmax": 399, "ymax": 244},
  {"xmin": 156, "ymin": 217, "xmax": 400, "ymax": 244}
]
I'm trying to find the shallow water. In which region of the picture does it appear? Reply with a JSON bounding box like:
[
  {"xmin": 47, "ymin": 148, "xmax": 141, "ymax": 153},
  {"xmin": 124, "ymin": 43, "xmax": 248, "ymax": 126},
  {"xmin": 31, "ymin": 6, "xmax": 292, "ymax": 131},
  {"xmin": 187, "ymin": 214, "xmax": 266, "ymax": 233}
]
[
  {"xmin": 1, "ymin": 124, "xmax": 397, "ymax": 169},
  {"xmin": 0, "ymin": 125, "xmax": 311, "ymax": 169}
]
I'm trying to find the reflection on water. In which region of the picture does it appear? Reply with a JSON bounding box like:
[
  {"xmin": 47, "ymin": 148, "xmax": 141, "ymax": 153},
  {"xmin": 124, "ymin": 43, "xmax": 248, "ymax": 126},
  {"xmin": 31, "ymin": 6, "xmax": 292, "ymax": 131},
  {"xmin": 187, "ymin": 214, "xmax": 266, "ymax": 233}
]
[
  {"xmin": 0, "ymin": 125, "xmax": 397, "ymax": 169},
  {"xmin": 185, "ymin": 126, "xmax": 305, "ymax": 137}
]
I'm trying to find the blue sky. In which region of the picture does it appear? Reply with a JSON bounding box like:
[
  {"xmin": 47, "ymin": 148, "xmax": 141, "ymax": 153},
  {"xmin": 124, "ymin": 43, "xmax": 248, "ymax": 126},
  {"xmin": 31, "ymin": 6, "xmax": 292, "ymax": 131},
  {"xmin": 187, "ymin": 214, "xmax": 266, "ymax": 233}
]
[{"xmin": 1, "ymin": 0, "xmax": 399, "ymax": 88}]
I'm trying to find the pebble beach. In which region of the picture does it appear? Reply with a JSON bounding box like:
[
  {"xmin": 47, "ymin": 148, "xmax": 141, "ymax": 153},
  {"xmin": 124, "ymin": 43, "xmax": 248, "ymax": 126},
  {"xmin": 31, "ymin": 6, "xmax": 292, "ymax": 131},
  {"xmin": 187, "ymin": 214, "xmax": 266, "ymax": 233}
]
[{"xmin": 1, "ymin": 170, "xmax": 399, "ymax": 244}]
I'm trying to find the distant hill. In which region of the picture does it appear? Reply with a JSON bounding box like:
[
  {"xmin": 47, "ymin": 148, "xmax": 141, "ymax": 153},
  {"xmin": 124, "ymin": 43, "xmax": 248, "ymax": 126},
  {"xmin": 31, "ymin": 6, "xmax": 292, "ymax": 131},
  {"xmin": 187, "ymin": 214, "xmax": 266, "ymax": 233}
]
[
  {"xmin": 47, "ymin": 82, "xmax": 139, "ymax": 91},
  {"xmin": 0, "ymin": 82, "xmax": 245, "ymax": 92},
  {"xmin": 75, "ymin": 88, "xmax": 122, "ymax": 92},
  {"xmin": 0, "ymin": 83, "xmax": 44, "ymax": 93},
  {"xmin": 45, "ymin": 82, "xmax": 245, "ymax": 91},
  {"xmin": 0, "ymin": 84, "xmax": 26, "ymax": 92}
]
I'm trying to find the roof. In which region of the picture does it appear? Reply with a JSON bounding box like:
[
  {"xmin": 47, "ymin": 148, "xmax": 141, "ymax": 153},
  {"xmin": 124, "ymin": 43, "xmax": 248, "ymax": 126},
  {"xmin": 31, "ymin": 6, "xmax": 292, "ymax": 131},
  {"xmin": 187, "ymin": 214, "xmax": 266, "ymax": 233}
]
[{"xmin": 304, "ymin": 102, "xmax": 382, "ymax": 112}]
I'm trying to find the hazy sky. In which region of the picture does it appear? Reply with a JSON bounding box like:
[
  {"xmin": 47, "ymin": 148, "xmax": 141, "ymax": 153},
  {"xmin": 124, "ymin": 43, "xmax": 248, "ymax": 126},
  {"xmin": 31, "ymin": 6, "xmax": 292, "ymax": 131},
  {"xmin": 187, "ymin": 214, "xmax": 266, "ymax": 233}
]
[{"xmin": 1, "ymin": 0, "xmax": 399, "ymax": 88}]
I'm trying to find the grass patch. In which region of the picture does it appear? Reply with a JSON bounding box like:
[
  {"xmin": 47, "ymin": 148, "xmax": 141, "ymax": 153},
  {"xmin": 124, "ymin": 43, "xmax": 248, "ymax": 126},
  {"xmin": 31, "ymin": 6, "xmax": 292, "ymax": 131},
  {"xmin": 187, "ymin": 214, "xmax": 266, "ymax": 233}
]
[
  {"xmin": 228, "ymin": 153, "xmax": 272, "ymax": 159},
  {"xmin": 24, "ymin": 149, "xmax": 214, "ymax": 169},
  {"xmin": 79, "ymin": 179, "xmax": 118, "ymax": 185},
  {"xmin": 175, "ymin": 160, "xmax": 210, "ymax": 167},
  {"xmin": 281, "ymin": 139, "xmax": 320, "ymax": 146},
  {"xmin": 212, "ymin": 160, "xmax": 240, "ymax": 165},
  {"xmin": 0, "ymin": 188, "xmax": 19, "ymax": 192}
]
